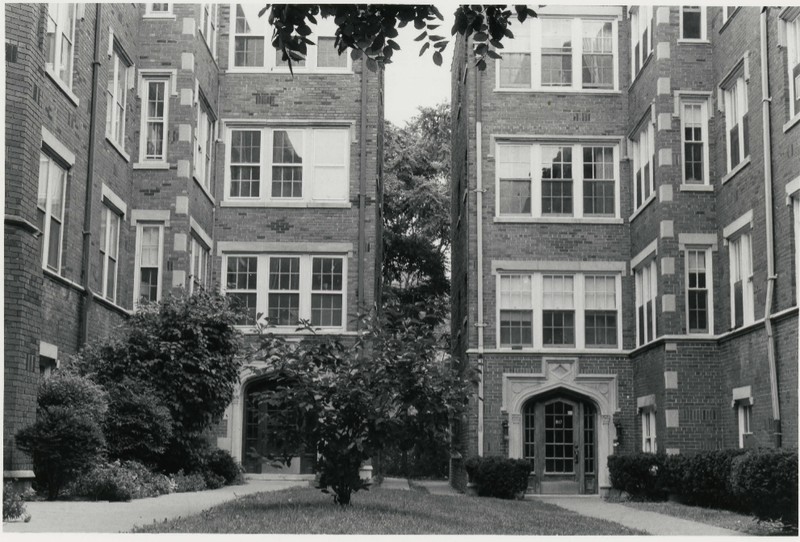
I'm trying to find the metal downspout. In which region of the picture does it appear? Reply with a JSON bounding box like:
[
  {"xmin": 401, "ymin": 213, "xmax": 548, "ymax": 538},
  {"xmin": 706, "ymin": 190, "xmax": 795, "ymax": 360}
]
[
  {"xmin": 760, "ymin": 7, "xmax": 781, "ymax": 446},
  {"xmin": 475, "ymin": 63, "xmax": 485, "ymax": 456},
  {"xmin": 357, "ymin": 57, "xmax": 368, "ymax": 329},
  {"xmin": 78, "ymin": 3, "xmax": 103, "ymax": 347}
]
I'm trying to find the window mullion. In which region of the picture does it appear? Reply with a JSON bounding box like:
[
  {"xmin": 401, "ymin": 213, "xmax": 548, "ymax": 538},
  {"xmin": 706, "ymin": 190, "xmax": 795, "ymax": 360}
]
[
  {"xmin": 574, "ymin": 144, "xmax": 583, "ymax": 218},
  {"xmin": 264, "ymin": 128, "xmax": 272, "ymax": 202},
  {"xmin": 533, "ymin": 273, "xmax": 543, "ymax": 348},
  {"xmin": 300, "ymin": 255, "xmax": 313, "ymax": 322},
  {"xmin": 531, "ymin": 145, "xmax": 541, "ymax": 217},
  {"xmin": 573, "ymin": 19, "xmax": 582, "ymax": 90},
  {"xmin": 576, "ymin": 274, "xmax": 586, "ymax": 349},
  {"xmin": 532, "ymin": 18, "xmax": 541, "ymax": 89},
  {"xmin": 257, "ymin": 255, "xmax": 268, "ymax": 323}
]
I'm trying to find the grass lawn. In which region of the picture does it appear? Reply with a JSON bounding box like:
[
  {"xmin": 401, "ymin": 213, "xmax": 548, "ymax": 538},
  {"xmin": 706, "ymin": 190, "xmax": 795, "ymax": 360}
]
[
  {"xmin": 620, "ymin": 501, "xmax": 791, "ymax": 536},
  {"xmin": 135, "ymin": 486, "xmax": 645, "ymax": 535}
]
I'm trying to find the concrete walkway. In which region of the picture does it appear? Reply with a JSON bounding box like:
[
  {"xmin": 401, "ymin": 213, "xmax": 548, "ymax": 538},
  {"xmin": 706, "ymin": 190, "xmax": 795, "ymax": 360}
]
[
  {"xmin": 378, "ymin": 477, "xmax": 410, "ymax": 490},
  {"xmin": 533, "ymin": 496, "xmax": 743, "ymax": 536},
  {"xmin": 3, "ymin": 479, "xmax": 304, "ymax": 533}
]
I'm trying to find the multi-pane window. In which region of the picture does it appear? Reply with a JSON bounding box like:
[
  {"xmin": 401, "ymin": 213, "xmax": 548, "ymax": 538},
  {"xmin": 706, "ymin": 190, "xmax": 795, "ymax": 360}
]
[
  {"xmin": 737, "ymin": 403, "xmax": 752, "ymax": 448},
  {"xmin": 99, "ymin": 205, "xmax": 121, "ymax": 303},
  {"xmin": 189, "ymin": 236, "xmax": 210, "ymax": 293},
  {"xmin": 523, "ymin": 401, "xmax": 535, "ymax": 462},
  {"xmin": 729, "ymin": 232, "xmax": 754, "ymax": 328},
  {"xmin": 499, "ymin": 275, "xmax": 533, "ymax": 347},
  {"xmin": 680, "ymin": 6, "xmax": 706, "ymax": 40},
  {"xmin": 145, "ymin": 3, "xmax": 172, "ymax": 15},
  {"xmin": 585, "ymin": 276, "xmax": 618, "ymax": 347},
  {"xmin": 541, "ymin": 146, "xmax": 573, "ymax": 215},
  {"xmin": 135, "ymin": 224, "xmax": 163, "ymax": 305},
  {"xmin": 194, "ymin": 97, "xmax": 215, "ymax": 191},
  {"xmin": 686, "ymin": 249, "xmax": 711, "ymax": 333},
  {"xmin": 226, "ymin": 127, "xmax": 349, "ymax": 204},
  {"xmin": 641, "ymin": 409, "xmax": 657, "ymax": 452},
  {"xmin": 631, "ymin": 122, "xmax": 654, "ymax": 211},
  {"xmin": 635, "ymin": 260, "xmax": 657, "ymax": 346},
  {"xmin": 723, "ymin": 75, "xmax": 749, "ymax": 172},
  {"xmin": 46, "ymin": 3, "xmax": 76, "ymax": 88},
  {"xmin": 199, "ymin": 3, "xmax": 219, "ymax": 59},
  {"xmin": 785, "ymin": 12, "xmax": 800, "ymax": 119},
  {"xmin": 231, "ymin": 5, "xmax": 349, "ymax": 71},
  {"xmin": 496, "ymin": 16, "xmax": 619, "ymax": 91},
  {"xmin": 498, "ymin": 273, "xmax": 621, "ymax": 350},
  {"xmin": 583, "ymin": 146, "xmax": 615, "ymax": 215},
  {"xmin": 541, "ymin": 19, "xmax": 573, "ymax": 88},
  {"xmin": 681, "ymin": 101, "xmax": 708, "ymax": 184},
  {"xmin": 106, "ymin": 45, "xmax": 132, "ymax": 150},
  {"xmin": 630, "ymin": 5, "xmax": 653, "ymax": 78},
  {"xmin": 496, "ymin": 142, "xmax": 618, "ymax": 219},
  {"xmin": 37, "ymin": 153, "xmax": 68, "ymax": 272},
  {"xmin": 140, "ymin": 79, "xmax": 168, "ymax": 162},
  {"xmin": 543, "ymin": 275, "xmax": 575, "ymax": 346},
  {"xmin": 582, "ymin": 21, "xmax": 613, "ymax": 89},
  {"xmin": 225, "ymin": 254, "xmax": 347, "ymax": 330},
  {"xmin": 226, "ymin": 256, "xmax": 258, "ymax": 325}
]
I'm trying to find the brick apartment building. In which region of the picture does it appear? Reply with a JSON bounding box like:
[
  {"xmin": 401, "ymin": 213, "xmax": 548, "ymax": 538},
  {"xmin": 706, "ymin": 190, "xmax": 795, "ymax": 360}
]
[
  {"xmin": 4, "ymin": 3, "xmax": 383, "ymax": 483},
  {"xmin": 451, "ymin": 5, "xmax": 799, "ymax": 494}
]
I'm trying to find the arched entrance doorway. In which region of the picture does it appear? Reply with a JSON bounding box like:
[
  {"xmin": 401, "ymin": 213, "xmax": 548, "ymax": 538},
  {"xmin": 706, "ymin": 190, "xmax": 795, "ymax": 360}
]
[
  {"xmin": 241, "ymin": 378, "xmax": 314, "ymax": 475},
  {"xmin": 521, "ymin": 391, "xmax": 598, "ymax": 494}
]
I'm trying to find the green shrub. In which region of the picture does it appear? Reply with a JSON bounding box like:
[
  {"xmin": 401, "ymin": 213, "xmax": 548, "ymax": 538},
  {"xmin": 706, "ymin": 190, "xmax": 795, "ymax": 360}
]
[
  {"xmin": 68, "ymin": 460, "xmax": 174, "ymax": 502},
  {"xmin": 3, "ymin": 482, "xmax": 30, "ymax": 522},
  {"xmin": 203, "ymin": 472, "xmax": 226, "ymax": 490},
  {"xmin": 103, "ymin": 379, "xmax": 173, "ymax": 465},
  {"xmin": 15, "ymin": 373, "xmax": 108, "ymax": 499},
  {"xmin": 205, "ymin": 449, "xmax": 244, "ymax": 485},
  {"xmin": 668, "ymin": 449, "xmax": 746, "ymax": 509},
  {"xmin": 465, "ymin": 456, "xmax": 532, "ymax": 499},
  {"xmin": 607, "ymin": 453, "xmax": 669, "ymax": 501},
  {"xmin": 171, "ymin": 470, "xmax": 208, "ymax": 493},
  {"xmin": 730, "ymin": 448, "xmax": 798, "ymax": 526}
]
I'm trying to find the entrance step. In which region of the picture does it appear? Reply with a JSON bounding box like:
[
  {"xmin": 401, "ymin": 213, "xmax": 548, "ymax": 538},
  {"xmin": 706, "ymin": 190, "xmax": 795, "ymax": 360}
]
[{"xmin": 538, "ymin": 480, "xmax": 580, "ymax": 494}]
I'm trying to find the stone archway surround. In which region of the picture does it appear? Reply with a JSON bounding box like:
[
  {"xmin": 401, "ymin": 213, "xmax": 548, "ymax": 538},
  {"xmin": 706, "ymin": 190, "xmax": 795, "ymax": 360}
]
[{"xmin": 503, "ymin": 358, "xmax": 618, "ymax": 493}]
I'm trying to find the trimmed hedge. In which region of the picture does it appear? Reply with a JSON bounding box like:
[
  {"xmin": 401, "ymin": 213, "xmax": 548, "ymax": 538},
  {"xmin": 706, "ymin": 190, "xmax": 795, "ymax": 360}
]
[
  {"xmin": 608, "ymin": 448, "xmax": 798, "ymax": 526},
  {"xmin": 68, "ymin": 460, "xmax": 173, "ymax": 502},
  {"xmin": 465, "ymin": 456, "xmax": 532, "ymax": 499}
]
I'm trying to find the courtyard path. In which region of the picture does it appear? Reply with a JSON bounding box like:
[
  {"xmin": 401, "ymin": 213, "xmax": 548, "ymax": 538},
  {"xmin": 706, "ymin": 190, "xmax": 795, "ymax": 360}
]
[{"xmin": 3, "ymin": 479, "xmax": 305, "ymax": 533}]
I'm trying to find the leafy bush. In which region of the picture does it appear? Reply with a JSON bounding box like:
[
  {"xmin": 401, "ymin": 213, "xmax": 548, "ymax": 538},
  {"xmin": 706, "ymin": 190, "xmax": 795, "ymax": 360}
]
[
  {"xmin": 3, "ymin": 482, "xmax": 30, "ymax": 522},
  {"xmin": 103, "ymin": 379, "xmax": 173, "ymax": 465},
  {"xmin": 607, "ymin": 453, "xmax": 669, "ymax": 501},
  {"xmin": 68, "ymin": 460, "xmax": 174, "ymax": 502},
  {"xmin": 204, "ymin": 449, "xmax": 244, "ymax": 485},
  {"xmin": 15, "ymin": 373, "xmax": 108, "ymax": 499},
  {"xmin": 730, "ymin": 449, "xmax": 798, "ymax": 526},
  {"xmin": 171, "ymin": 470, "xmax": 208, "ymax": 493},
  {"xmin": 668, "ymin": 449, "xmax": 746, "ymax": 509},
  {"xmin": 203, "ymin": 472, "xmax": 226, "ymax": 490},
  {"xmin": 465, "ymin": 456, "xmax": 532, "ymax": 499}
]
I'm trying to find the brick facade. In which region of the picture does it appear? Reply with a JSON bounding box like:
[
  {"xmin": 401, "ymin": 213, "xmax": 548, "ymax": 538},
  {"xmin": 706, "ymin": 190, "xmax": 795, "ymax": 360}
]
[
  {"xmin": 4, "ymin": 3, "xmax": 383, "ymax": 481},
  {"xmin": 451, "ymin": 5, "xmax": 798, "ymax": 494}
]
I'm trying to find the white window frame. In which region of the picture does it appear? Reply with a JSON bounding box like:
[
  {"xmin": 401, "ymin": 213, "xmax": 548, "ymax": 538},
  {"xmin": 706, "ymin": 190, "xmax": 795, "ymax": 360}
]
[
  {"xmin": 630, "ymin": 5, "xmax": 653, "ymax": 80},
  {"xmin": 106, "ymin": 41, "xmax": 134, "ymax": 154},
  {"xmin": 228, "ymin": 4, "xmax": 351, "ymax": 73},
  {"xmin": 222, "ymin": 253, "xmax": 348, "ymax": 331},
  {"xmin": 722, "ymin": 74, "xmax": 749, "ymax": 172},
  {"xmin": 189, "ymin": 235, "xmax": 211, "ymax": 293},
  {"xmin": 133, "ymin": 223, "xmax": 164, "ymax": 306},
  {"xmin": 224, "ymin": 125, "xmax": 351, "ymax": 206},
  {"xmin": 46, "ymin": 3, "xmax": 77, "ymax": 90},
  {"xmin": 99, "ymin": 203, "xmax": 122, "ymax": 303},
  {"xmin": 634, "ymin": 259, "xmax": 658, "ymax": 347},
  {"xmin": 641, "ymin": 409, "xmax": 657, "ymax": 452},
  {"xmin": 680, "ymin": 100, "xmax": 710, "ymax": 185},
  {"xmin": 199, "ymin": 3, "xmax": 219, "ymax": 59},
  {"xmin": 144, "ymin": 3, "xmax": 173, "ymax": 18},
  {"xmin": 37, "ymin": 151, "xmax": 69, "ymax": 273},
  {"xmin": 737, "ymin": 402, "xmax": 752, "ymax": 448},
  {"xmin": 783, "ymin": 11, "xmax": 800, "ymax": 122},
  {"xmin": 630, "ymin": 120, "xmax": 655, "ymax": 212},
  {"xmin": 495, "ymin": 141, "xmax": 620, "ymax": 220},
  {"xmin": 679, "ymin": 6, "xmax": 707, "ymax": 42},
  {"xmin": 496, "ymin": 15, "xmax": 620, "ymax": 92},
  {"xmin": 684, "ymin": 247, "xmax": 713, "ymax": 334},
  {"xmin": 728, "ymin": 231, "xmax": 755, "ymax": 328},
  {"xmin": 194, "ymin": 92, "xmax": 216, "ymax": 192},
  {"xmin": 495, "ymin": 272, "xmax": 622, "ymax": 350},
  {"xmin": 139, "ymin": 77, "xmax": 169, "ymax": 164}
]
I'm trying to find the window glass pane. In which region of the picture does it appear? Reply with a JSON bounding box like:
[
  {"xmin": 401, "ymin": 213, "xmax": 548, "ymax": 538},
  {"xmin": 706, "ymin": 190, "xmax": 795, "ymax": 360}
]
[
  {"xmin": 230, "ymin": 130, "xmax": 261, "ymax": 198},
  {"xmin": 497, "ymin": 145, "xmax": 530, "ymax": 179},
  {"xmin": 543, "ymin": 275, "xmax": 574, "ymax": 309},
  {"xmin": 312, "ymin": 258, "xmax": 343, "ymax": 291},
  {"xmin": 541, "ymin": 19, "xmax": 573, "ymax": 86},
  {"xmin": 500, "ymin": 275, "xmax": 532, "ymax": 309},
  {"xmin": 311, "ymin": 294, "xmax": 342, "ymax": 326},
  {"xmin": 582, "ymin": 21, "xmax": 613, "ymax": 89},
  {"xmin": 682, "ymin": 7, "xmax": 702, "ymax": 39},
  {"xmin": 500, "ymin": 180, "xmax": 531, "ymax": 214},
  {"xmin": 272, "ymin": 130, "xmax": 303, "ymax": 198},
  {"xmin": 542, "ymin": 146, "xmax": 572, "ymax": 215},
  {"xmin": 269, "ymin": 257, "xmax": 299, "ymax": 290},
  {"xmin": 234, "ymin": 4, "xmax": 265, "ymax": 67},
  {"xmin": 500, "ymin": 310, "xmax": 533, "ymax": 347},
  {"xmin": 317, "ymin": 37, "xmax": 347, "ymax": 68},
  {"xmin": 500, "ymin": 53, "xmax": 531, "ymax": 87}
]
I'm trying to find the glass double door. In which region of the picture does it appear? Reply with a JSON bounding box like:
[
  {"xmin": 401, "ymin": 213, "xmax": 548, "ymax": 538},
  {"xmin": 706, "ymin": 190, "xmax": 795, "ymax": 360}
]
[{"xmin": 523, "ymin": 397, "xmax": 596, "ymax": 494}]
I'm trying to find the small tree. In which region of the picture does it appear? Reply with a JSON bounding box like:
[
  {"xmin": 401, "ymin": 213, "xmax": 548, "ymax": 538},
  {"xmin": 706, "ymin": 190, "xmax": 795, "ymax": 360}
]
[
  {"xmin": 71, "ymin": 290, "xmax": 243, "ymax": 471},
  {"xmin": 16, "ymin": 373, "xmax": 108, "ymax": 499},
  {"xmin": 249, "ymin": 302, "xmax": 472, "ymax": 506}
]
